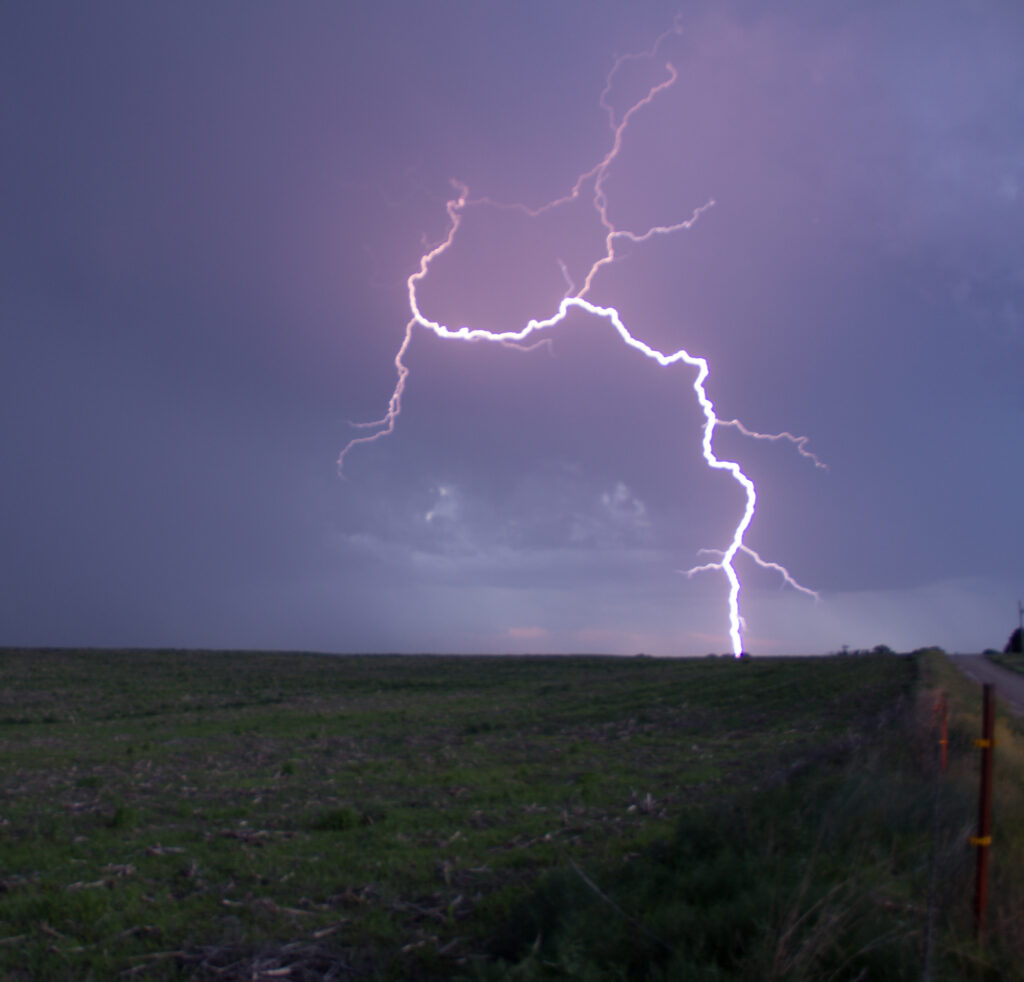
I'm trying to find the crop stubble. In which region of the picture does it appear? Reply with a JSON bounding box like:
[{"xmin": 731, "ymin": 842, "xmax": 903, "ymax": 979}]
[{"xmin": 0, "ymin": 649, "xmax": 911, "ymax": 979}]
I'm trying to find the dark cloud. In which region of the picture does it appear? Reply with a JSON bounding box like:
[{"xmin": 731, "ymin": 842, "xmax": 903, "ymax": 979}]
[{"xmin": 2, "ymin": 1, "xmax": 1021, "ymax": 654}]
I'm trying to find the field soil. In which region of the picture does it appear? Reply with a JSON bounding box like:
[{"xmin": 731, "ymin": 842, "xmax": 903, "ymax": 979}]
[
  {"xmin": 950, "ymin": 654, "xmax": 1024, "ymax": 715},
  {"xmin": 0, "ymin": 650, "xmax": 918, "ymax": 979}
]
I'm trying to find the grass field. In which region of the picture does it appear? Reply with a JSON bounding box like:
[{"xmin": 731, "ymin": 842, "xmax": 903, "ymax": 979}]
[{"xmin": 0, "ymin": 648, "xmax": 1011, "ymax": 979}]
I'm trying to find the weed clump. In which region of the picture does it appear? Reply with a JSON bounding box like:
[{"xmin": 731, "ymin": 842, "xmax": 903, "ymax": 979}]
[
  {"xmin": 106, "ymin": 804, "xmax": 139, "ymax": 830},
  {"xmin": 307, "ymin": 806, "xmax": 360, "ymax": 831}
]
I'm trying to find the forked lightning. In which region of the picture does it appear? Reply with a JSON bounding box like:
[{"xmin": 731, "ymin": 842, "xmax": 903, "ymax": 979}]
[{"xmin": 340, "ymin": 20, "xmax": 820, "ymax": 656}]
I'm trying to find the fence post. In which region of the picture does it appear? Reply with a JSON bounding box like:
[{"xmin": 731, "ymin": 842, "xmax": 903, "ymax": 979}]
[{"xmin": 971, "ymin": 683, "xmax": 995, "ymax": 942}]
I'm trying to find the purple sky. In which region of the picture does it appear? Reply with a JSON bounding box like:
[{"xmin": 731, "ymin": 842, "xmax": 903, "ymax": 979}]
[{"xmin": 3, "ymin": 1, "xmax": 1022, "ymax": 655}]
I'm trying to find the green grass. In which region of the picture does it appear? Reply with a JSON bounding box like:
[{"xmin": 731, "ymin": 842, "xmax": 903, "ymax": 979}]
[
  {"xmin": 986, "ymin": 650, "xmax": 1024, "ymax": 675},
  {"xmin": 0, "ymin": 647, "xmax": 986, "ymax": 979}
]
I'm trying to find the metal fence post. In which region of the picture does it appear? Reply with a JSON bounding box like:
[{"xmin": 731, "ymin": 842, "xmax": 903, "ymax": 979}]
[{"xmin": 971, "ymin": 683, "xmax": 995, "ymax": 942}]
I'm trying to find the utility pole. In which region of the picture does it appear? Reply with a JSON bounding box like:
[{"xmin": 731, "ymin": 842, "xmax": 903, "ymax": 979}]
[{"xmin": 1018, "ymin": 601, "xmax": 1023, "ymax": 652}]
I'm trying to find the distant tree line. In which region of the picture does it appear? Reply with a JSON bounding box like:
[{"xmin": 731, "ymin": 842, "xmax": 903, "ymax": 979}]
[{"xmin": 840, "ymin": 644, "xmax": 896, "ymax": 656}]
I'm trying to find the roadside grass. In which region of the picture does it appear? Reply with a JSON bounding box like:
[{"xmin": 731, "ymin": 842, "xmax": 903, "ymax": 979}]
[
  {"xmin": 478, "ymin": 771, "xmax": 935, "ymax": 981},
  {"xmin": 0, "ymin": 648, "xmax": 938, "ymax": 979},
  {"xmin": 919, "ymin": 650, "xmax": 1024, "ymax": 977},
  {"xmin": 986, "ymin": 651, "xmax": 1024, "ymax": 675}
]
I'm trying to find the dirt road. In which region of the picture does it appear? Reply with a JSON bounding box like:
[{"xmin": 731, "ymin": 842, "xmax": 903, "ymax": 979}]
[{"xmin": 950, "ymin": 655, "xmax": 1024, "ymax": 716}]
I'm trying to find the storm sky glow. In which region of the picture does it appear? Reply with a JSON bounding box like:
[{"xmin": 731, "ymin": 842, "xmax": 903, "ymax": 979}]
[{"xmin": 2, "ymin": 1, "xmax": 1023, "ymax": 655}]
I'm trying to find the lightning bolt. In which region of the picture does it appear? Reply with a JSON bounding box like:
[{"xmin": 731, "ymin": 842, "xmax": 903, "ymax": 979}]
[
  {"xmin": 718, "ymin": 419, "xmax": 827, "ymax": 470},
  {"xmin": 339, "ymin": 21, "xmax": 820, "ymax": 657}
]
